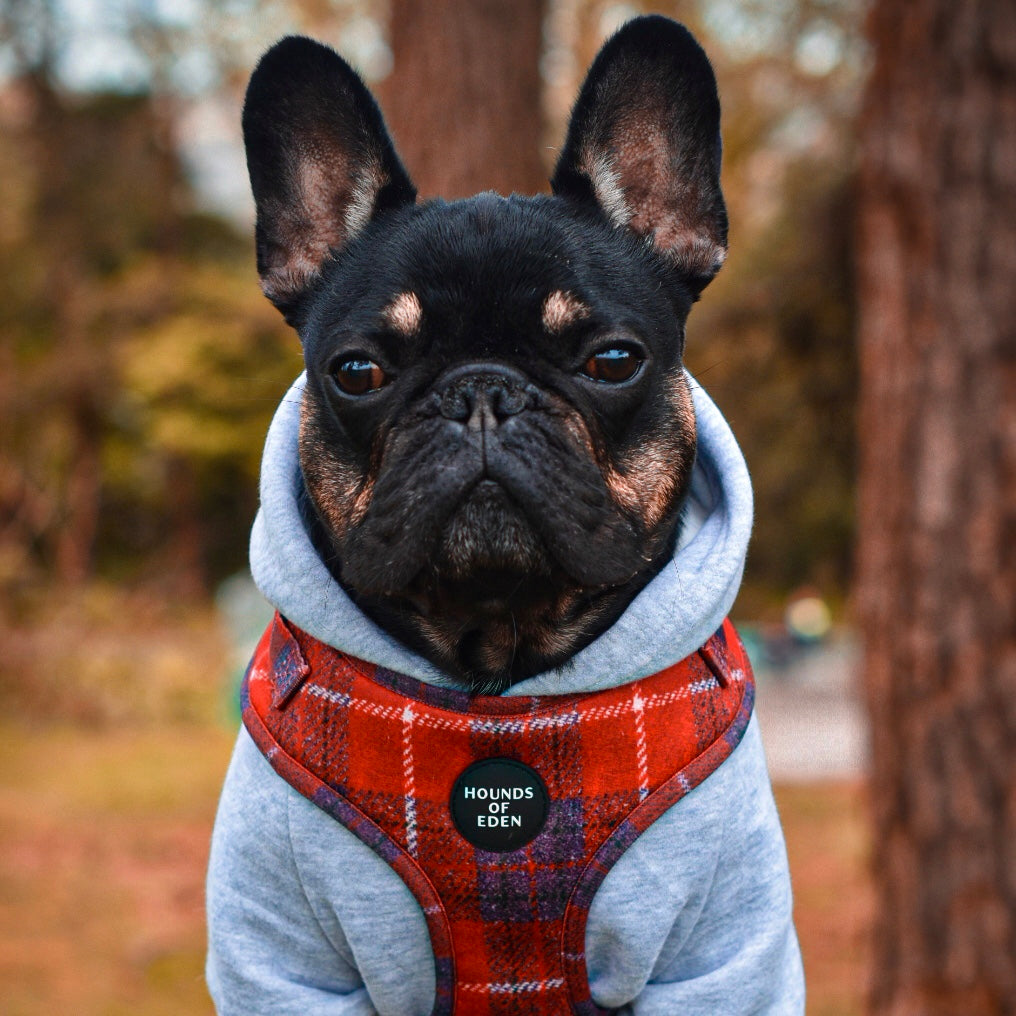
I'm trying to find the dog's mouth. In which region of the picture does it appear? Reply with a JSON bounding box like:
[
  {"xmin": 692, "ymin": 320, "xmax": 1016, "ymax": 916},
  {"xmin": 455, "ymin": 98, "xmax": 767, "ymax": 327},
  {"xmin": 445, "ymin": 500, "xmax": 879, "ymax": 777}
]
[
  {"xmin": 319, "ymin": 451, "xmax": 682, "ymax": 692},
  {"xmin": 367, "ymin": 477, "xmax": 646, "ymax": 691},
  {"xmin": 330, "ymin": 408, "xmax": 647, "ymax": 599},
  {"xmin": 434, "ymin": 479, "xmax": 551, "ymax": 583}
]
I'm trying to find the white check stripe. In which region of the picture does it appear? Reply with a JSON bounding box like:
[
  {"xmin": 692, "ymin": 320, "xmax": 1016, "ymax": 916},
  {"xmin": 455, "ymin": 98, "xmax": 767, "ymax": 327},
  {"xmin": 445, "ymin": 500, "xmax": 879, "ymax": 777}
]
[
  {"xmin": 459, "ymin": 978, "xmax": 565, "ymax": 994},
  {"xmin": 402, "ymin": 705, "xmax": 418, "ymax": 857},
  {"xmin": 302, "ymin": 668, "xmax": 740, "ymax": 736},
  {"xmin": 631, "ymin": 691, "xmax": 650, "ymax": 802},
  {"xmin": 305, "ymin": 685, "xmax": 352, "ymax": 706}
]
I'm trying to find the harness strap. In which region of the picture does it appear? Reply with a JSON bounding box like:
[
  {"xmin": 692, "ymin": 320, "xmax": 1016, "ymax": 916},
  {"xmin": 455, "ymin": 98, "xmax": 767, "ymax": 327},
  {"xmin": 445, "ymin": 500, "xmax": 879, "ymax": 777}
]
[{"xmin": 243, "ymin": 615, "xmax": 755, "ymax": 1015}]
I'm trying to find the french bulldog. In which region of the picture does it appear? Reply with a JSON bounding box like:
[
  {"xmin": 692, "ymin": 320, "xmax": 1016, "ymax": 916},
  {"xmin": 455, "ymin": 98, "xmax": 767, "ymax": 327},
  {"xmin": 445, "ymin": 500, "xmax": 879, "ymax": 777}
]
[
  {"xmin": 242, "ymin": 14, "xmax": 726, "ymax": 694},
  {"xmin": 207, "ymin": 16, "xmax": 803, "ymax": 1015}
]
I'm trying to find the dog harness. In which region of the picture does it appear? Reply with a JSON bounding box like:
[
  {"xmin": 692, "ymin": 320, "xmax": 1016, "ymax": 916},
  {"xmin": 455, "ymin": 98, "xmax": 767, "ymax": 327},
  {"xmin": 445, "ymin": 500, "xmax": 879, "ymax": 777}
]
[{"xmin": 242, "ymin": 613, "xmax": 755, "ymax": 1015}]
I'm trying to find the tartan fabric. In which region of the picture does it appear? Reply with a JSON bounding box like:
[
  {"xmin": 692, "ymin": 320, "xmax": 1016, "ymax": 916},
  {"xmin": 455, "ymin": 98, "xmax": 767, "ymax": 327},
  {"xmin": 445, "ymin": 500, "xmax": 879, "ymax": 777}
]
[{"xmin": 242, "ymin": 613, "xmax": 755, "ymax": 1016}]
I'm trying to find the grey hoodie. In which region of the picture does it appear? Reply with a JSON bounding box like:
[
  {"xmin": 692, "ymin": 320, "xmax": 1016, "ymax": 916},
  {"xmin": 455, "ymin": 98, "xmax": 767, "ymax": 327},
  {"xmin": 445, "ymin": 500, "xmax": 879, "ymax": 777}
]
[{"xmin": 206, "ymin": 372, "xmax": 805, "ymax": 1014}]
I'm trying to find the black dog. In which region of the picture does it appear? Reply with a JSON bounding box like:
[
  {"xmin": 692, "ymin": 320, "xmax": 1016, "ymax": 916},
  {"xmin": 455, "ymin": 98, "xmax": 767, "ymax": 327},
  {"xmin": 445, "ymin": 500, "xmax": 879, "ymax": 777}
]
[
  {"xmin": 243, "ymin": 16, "xmax": 725, "ymax": 693},
  {"xmin": 207, "ymin": 17, "xmax": 803, "ymax": 1014}
]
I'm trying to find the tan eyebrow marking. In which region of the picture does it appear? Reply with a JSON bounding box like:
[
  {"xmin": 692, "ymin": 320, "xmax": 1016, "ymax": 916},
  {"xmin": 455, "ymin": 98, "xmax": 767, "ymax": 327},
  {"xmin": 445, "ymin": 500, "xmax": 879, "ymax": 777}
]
[
  {"xmin": 542, "ymin": 290, "xmax": 591, "ymax": 334},
  {"xmin": 382, "ymin": 291, "xmax": 423, "ymax": 335}
]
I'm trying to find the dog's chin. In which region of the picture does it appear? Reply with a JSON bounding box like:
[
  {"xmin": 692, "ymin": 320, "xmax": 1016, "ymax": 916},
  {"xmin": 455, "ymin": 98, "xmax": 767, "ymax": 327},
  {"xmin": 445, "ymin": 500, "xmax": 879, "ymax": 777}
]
[
  {"xmin": 339, "ymin": 481, "xmax": 615, "ymax": 692},
  {"xmin": 320, "ymin": 473, "xmax": 678, "ymax": 693},
  {"xmin": 379, "ymin": 568, "xmax": 609, "ymax": 695},
  {"xmin": 434, "ymin": 480, "xmax": 551, "ymax": 582}
]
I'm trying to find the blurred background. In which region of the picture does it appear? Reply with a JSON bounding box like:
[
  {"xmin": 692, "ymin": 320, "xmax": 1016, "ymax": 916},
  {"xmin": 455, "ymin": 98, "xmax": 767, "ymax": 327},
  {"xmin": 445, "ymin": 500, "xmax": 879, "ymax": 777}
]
[{"xmin": 0, "ymin": 1, "xmax": 1011, "ymax": 1014}]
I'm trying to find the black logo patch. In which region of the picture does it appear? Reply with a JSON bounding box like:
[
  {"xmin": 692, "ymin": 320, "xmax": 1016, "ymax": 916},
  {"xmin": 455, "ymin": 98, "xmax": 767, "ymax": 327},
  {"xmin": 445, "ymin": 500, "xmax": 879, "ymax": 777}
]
[{"xmin": 450, "ymin": 758, "xmax": 549, "ymax": 852}]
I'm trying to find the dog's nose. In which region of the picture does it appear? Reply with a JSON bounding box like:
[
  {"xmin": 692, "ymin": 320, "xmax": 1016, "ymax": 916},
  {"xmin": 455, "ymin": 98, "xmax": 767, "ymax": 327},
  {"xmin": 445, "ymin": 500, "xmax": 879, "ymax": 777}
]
[{"xmin": 437, "ymin": 364, "xmax": 530, "ymax": 428}]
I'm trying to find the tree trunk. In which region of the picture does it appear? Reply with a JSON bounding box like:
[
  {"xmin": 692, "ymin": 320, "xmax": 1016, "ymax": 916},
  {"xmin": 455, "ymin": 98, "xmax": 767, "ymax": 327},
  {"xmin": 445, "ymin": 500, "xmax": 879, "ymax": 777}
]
[
  {"xmin": 856, "ymin": 3, "xmax": 1016, "ymax": 1015},
  {"xmin": 380, "ymin": 0, "xmax": 548, "ymax": 199}
]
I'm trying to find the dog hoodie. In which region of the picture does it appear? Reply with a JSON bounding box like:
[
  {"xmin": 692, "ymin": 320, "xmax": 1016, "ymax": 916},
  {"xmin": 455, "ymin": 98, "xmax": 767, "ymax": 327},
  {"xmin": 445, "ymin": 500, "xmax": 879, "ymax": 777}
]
[{"xmin": 206, "ymin": 372, "xmax": 805, "ymax": 1015}]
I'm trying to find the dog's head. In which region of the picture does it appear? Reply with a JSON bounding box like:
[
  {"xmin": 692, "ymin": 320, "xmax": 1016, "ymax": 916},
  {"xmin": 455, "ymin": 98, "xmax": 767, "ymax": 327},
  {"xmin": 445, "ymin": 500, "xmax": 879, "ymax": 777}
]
[{"xmin": 243, "ymin": 16, "xmax": 726, "ymax": 692}]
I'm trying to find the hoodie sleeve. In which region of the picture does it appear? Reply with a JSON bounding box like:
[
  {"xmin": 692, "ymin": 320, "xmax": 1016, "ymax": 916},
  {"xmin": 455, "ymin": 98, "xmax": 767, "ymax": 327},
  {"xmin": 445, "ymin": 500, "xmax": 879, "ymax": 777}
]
[
  {"xmin": 206, "ymin": 730, "xmax": 376, "ymax": 1016},
  {"xmin": 583, "ymin": 715, "xmax": 805, "ymax": 1015},
  {"xmin": 632, "ymin": 716, "xmax": 805, "ymax": 1015}
]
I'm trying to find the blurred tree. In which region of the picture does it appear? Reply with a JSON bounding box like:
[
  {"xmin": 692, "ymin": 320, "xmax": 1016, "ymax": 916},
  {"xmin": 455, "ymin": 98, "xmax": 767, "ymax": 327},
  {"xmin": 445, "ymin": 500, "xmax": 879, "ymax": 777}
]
[
  {"xmin": 0, "ymin": 79, "xmax": 183, "ymax": 586},
  {"xmin": 857, "ymin": 3, "xmax": 1016, "ymax": 1014},
  {"xmin": 688, "ymin": 160, "xmax": 858, "ymax": 603},
  {"xmin": 0, "ymin": 1, "xmax": 302, "ymax": 597},
  {"xmin": 671, "ymin": 0, "xmax": 863, "ymax": 608},
  {"xmin": 380, "ymin": 0, "xmax": 548, "ymax": 197}
]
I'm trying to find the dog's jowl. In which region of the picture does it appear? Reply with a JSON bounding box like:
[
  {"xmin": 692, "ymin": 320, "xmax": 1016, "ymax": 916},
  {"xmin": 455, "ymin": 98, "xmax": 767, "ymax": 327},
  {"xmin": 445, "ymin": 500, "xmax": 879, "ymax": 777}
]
[{"xmin": 207, "ymin": 15, "xmax": 804, "ymax": 1015}]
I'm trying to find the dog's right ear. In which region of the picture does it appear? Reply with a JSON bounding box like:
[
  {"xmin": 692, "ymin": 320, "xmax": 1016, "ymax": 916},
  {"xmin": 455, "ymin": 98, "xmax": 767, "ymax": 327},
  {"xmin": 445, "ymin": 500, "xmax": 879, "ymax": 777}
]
[
  {"xmin": 243, "ymin": 37, "xmax": 416, "ymax": 327},
  {"xmin": 552, "ymin": 16, "xmax": 727, "ymax": 295}
]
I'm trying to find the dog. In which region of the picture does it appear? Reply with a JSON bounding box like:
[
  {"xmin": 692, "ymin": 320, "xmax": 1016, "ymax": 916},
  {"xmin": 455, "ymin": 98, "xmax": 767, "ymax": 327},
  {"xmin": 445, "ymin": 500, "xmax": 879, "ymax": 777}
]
[{"xmin": 207, "ymin": 16, "xmax": 804, "ymax": 1014}]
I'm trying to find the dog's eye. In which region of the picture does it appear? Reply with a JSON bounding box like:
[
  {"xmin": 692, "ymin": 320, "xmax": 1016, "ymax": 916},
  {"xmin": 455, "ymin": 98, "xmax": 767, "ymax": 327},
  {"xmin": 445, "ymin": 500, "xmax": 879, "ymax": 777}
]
[
  {"xmin": 333, "ymin": 358, "xmax": 388, "ymax": 395},
  {"xmin": 580, "ymin": 347, "xmax": 643, "ymax": 383}
]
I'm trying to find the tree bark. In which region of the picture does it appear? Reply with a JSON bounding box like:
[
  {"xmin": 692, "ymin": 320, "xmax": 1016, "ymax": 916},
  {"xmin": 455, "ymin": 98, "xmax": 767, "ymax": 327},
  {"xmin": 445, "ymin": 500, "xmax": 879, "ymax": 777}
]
[
  {"xmin": 380, "ymin": 0, "xmax": 548, "ymax": 199},
  {"xmin": 28, "ymin": 71, "xmax": 105, "ymax": 587},
  {"xmin": 856, "ymin": 3, "xmax": 1016, "ymax": 1014}
]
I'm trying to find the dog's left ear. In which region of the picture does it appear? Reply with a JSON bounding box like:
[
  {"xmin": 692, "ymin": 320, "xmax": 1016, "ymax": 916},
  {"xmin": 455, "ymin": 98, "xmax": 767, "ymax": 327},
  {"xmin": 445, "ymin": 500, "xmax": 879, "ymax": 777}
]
[
  {"xmin": 243, "ymin": 37, "xmax": 416, "ymax": 326},
  {"xmin": 552, "ymin": 16, "xmax": 727, "ymax": 294}
]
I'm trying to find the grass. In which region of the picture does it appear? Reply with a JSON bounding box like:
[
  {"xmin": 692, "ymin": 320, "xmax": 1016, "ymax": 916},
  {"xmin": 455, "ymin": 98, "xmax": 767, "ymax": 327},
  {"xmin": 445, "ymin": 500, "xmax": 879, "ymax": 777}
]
[
  {"xmin": 0, "ymin": 721, "xmax": 871, "ymax": 1014},
  {"xmin": 0, "ymin": 723, "xmax": 234, "ymax": 1016}
]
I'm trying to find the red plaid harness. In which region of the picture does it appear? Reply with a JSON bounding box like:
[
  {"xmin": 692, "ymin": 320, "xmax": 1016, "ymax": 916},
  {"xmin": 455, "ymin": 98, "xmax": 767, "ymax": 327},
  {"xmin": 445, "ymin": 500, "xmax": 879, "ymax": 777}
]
[{"xmin": 242, "ymin": 613, "xmax": 755, "ymax": 1015}]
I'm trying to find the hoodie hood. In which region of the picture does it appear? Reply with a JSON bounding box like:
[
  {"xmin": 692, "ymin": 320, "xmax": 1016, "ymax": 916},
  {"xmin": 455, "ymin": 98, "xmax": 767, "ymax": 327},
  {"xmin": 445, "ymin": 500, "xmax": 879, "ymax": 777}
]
[{"xmin": 249, "ymin": 372, "xmax": 752, "ymax": 696}]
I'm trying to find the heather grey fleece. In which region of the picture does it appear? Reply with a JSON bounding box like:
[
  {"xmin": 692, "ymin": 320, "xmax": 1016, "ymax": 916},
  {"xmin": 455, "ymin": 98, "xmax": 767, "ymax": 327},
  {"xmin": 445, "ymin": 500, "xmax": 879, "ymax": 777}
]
[{"xmin": 206, "ymin": 372, "xmax": 805, "ymax": 1014}]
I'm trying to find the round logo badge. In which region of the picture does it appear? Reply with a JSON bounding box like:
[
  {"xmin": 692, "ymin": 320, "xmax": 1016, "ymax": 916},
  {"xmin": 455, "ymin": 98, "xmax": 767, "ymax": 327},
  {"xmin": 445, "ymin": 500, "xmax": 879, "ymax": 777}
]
[{"xmin": 450, "ymin": 758, "xmax": 549, "ymax": 852}]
